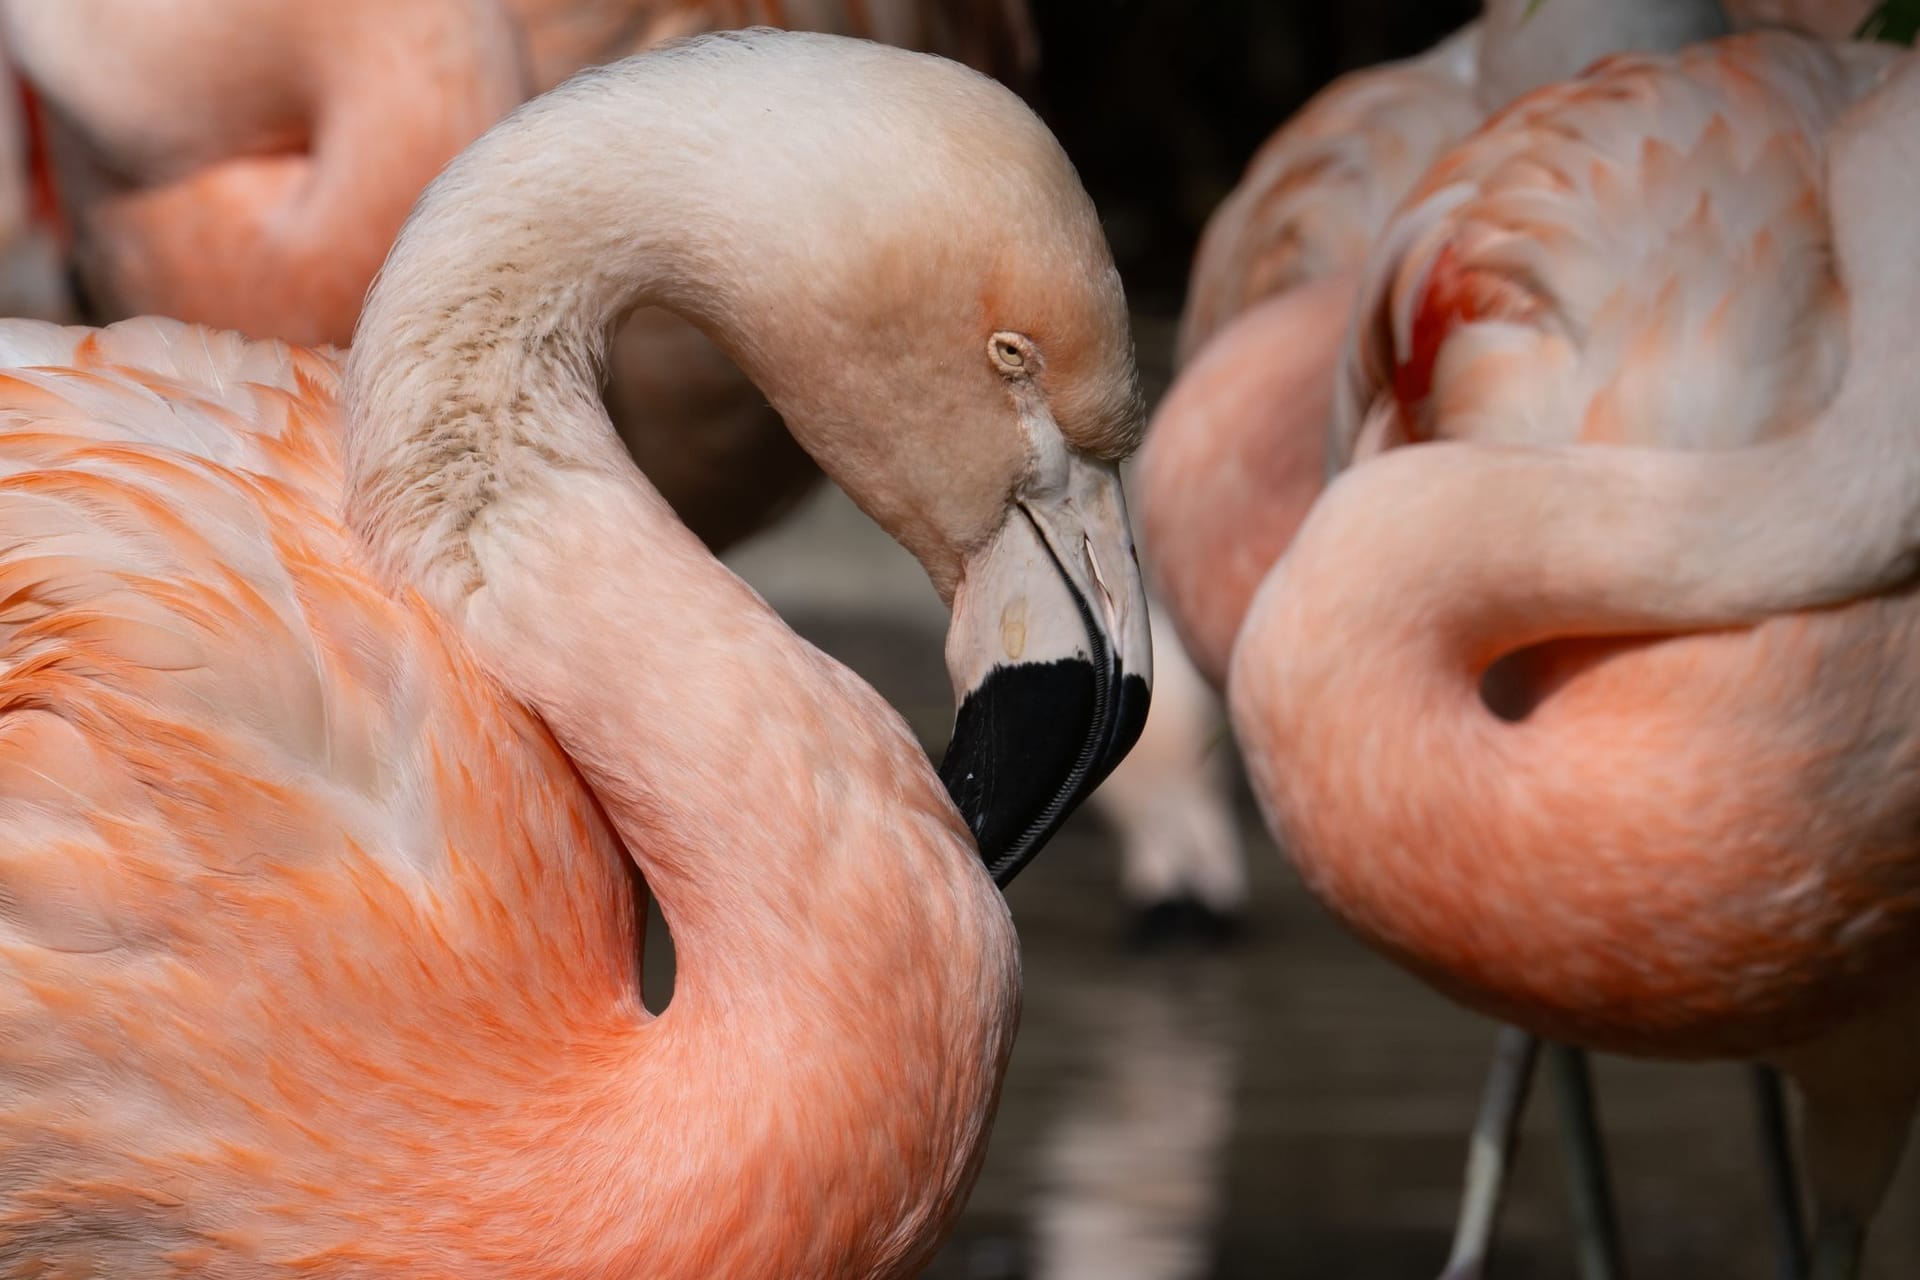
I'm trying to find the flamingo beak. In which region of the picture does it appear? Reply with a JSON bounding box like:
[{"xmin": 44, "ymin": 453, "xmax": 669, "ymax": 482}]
[{"xmin": 939, "ymin": 453, "xmax": 1153, "ymax": 886}]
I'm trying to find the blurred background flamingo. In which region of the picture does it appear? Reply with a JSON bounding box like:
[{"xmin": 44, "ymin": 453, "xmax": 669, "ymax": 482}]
[
  {"xmin": 1138, "ymin": 3, "xmax": 1809, "ymax": 1274},
  {"xmin": 1226, "ymin": 19, "xmax": 1920, "ymax": 1280}
]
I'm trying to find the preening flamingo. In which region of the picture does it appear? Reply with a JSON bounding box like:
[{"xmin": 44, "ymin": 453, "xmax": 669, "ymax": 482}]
[
  {"xmin": 2, "ymin": 0, "xmax": 1229, "ymax": 940},
  {"xmin": 0, "ymin": 30, "xmax": 1153, "ymax": 1274},
  {"xmin": 1229, "ymin": 29, "xmax": 1920, "ymax": 1279}
]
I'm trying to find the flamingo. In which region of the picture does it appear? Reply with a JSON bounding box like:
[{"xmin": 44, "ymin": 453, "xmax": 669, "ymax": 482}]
[
  {"xmin": 0, "ymin": 29, "xmax": 1153, "ymax": 1274},
  {"xmin": 2, "ymin": 0, "xmax": 1232, "ymax": 944},
  {"xmin": 1145, "ymin": 3, "xmax": 1764, "ymax": 1273},
  {"xmin": 1224, "ymin": 27, "xmax": 1920, "ymax": 1279}
]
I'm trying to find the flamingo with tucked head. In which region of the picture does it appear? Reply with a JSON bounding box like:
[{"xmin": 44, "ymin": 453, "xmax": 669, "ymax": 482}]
[
  {"xmin": 1231, "ymin": 28, "xmax": 1920, "ymax": 1280},
  {"xmin": 1145, "ymin": 3, "xmax": 1768, "ymax": 1273},
  {"xmin": 0, "ymin": 31, "xmax": 1151, "ymax": 1274}
]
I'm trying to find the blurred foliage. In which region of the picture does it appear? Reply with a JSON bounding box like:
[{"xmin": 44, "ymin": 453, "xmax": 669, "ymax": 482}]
[{"xmin": 1858, "ymin": 0, "xmax": 1920, "ymax": 43}]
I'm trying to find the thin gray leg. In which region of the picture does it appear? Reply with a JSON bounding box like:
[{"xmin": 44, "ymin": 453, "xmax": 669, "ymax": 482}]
[
  {"xmin": 1545, "ymin": 1043, "xmax": 1626, "ymax": 1280},
  {"xmin": 1439, "ymin": 1026, "xmax": 1542, "ymax": 1280}
]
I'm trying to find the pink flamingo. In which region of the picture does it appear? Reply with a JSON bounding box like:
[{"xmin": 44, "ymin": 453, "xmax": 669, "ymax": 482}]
[
  {"xmin": 0, "ymin": 31, "xmax": 1152, "ymax": 1274},
  {"xmin": 1229, "ymin": 28, "xmax": 1920, "ymax": 1280},
  {"xmin": 1147, "ymin": 3, "xmax": 1759, "ymax": 1273},
  {"xmin": 3, "ymin": 0, "xmax": 1220, "ymax": 940}
]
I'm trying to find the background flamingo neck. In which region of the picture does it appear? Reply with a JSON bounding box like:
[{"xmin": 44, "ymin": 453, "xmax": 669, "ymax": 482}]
[{"xmin": 1475, "ymin": 0, "xmax": 1728, "ymax": 109}]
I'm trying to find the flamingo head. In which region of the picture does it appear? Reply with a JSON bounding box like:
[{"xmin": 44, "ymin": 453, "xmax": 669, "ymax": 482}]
[{"xmin": 696, "ymin": 36, "xmax": 1155, "ymax": 884}]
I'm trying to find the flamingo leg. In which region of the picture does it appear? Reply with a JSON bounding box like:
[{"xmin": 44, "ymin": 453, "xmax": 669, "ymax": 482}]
[
  {"xmin": 1544, "ymin": 1043, "xmax": 1626, "ymax": 1280},
  {"xmin": 1748, "ymin": 1064, "xmax": 1810, "ymax": 1280},
  {"xmin": 1439, "ymin": 1025, "xmax": 1541, "ymax": 1280}
]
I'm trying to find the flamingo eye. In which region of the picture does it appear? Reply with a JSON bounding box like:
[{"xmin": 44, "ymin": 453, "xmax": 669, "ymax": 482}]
[{"xmin": 989, "ymin": 332, "xmax": 1036, "ymax": 377}]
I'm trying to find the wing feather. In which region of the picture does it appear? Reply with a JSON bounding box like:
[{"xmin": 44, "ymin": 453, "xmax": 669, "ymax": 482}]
[{"xmin": 1344, "ymin": 32, "xmax": 1893, "ymax": 454}]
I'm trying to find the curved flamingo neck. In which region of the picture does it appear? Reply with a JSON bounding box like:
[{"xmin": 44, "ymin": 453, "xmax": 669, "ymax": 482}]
[
  {"xmin": 1223, "ymin": 434, "xmax": 1920, "ymax": 1054},
  {"xmin": 339, "ymin": 42, "xmax": 1018, "ymax": 1248}
]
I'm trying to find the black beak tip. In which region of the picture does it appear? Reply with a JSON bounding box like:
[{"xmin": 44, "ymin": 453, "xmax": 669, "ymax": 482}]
[{"xmin": 937, "ymin": 659, "xmax": 1151, "ymax": 891}]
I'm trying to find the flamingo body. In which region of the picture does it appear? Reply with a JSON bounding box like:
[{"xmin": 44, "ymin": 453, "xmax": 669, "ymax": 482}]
[
  {"xmin": 0, "ymin": 317, "xmax": 1011, "ymax": 1275},
  {"xmin": 1143, "ymin": 9, "xmax": 1916, "ymax": 1272},
  {"xmin": 1240, "ymin": 30, "xmax": 1912, "ymax": 1059}
]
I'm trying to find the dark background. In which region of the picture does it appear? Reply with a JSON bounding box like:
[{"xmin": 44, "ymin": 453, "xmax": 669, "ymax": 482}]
[{"xmin": 1025, "ymin": 1, "xmax": 1478, "ymax": 312}]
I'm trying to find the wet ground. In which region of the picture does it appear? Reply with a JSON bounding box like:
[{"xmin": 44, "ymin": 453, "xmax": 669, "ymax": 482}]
[{"xmin": 706, "ymin": 454, "xmax": 1920, "ymax": 1279}]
